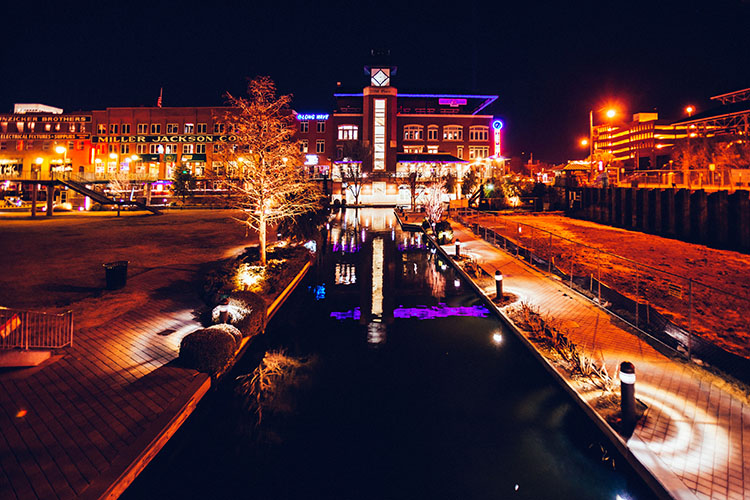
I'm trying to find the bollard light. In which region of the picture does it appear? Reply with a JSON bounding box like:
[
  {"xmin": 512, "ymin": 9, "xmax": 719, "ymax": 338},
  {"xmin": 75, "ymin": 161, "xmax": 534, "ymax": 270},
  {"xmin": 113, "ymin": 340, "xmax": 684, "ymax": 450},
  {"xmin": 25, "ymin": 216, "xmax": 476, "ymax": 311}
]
[
  {"xmin": 495, "ymin": 270, "xmax": 503, "ymax": 300},
  {"xmin": 218, "ymin": 298, "xmax": 230, "ymax": 324},
  {"xmin": 454, "ymin": 278, "xmax": 461, "ymax": 288},
  {"xmin": 620, "ymin": 361, "xmax": 636, "ymax": 426},
  {"xmin": 455, "ymin": 239, "xmax": 461, "ymax": 258}
]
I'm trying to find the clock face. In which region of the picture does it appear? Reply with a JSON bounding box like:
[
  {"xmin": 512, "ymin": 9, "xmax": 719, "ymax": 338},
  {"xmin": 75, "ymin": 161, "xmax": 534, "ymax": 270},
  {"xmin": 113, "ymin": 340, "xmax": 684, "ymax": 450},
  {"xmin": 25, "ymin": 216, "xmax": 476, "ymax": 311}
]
[{"xmin": 371, "ymin": 68, "xmax": 390, "ymax": 87}]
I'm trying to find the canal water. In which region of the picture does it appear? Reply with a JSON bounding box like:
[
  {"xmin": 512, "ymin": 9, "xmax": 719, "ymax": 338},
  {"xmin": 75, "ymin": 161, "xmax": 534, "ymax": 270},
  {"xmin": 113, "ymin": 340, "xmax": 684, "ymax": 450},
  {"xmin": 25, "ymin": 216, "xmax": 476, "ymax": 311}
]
[{"xmin": 124, "ymin": 208, "xmax": 653, "ymax": 499}]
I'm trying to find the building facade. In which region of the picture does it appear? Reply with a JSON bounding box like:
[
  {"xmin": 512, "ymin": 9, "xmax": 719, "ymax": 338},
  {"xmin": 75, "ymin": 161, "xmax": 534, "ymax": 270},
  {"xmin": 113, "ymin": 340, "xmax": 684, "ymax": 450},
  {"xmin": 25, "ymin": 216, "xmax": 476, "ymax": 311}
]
[
  {"xmin": 593, "ymin": 112, "xmax": 687, "ymax": 170},
  {"xmin": 1, "ymin": 62, "xmax": 502, "ymax": 207},
  {"xmin": 295, "ymin": 62, "xmax": 500, "ymax": 205}
]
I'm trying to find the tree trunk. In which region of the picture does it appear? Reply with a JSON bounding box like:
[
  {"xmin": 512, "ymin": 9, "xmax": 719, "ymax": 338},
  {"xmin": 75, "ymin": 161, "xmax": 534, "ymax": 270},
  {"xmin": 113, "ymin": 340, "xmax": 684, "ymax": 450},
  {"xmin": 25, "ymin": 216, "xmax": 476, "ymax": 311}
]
[{"xmin": 259, "ymin": 216, "xmax": 267, "ymax": 267}]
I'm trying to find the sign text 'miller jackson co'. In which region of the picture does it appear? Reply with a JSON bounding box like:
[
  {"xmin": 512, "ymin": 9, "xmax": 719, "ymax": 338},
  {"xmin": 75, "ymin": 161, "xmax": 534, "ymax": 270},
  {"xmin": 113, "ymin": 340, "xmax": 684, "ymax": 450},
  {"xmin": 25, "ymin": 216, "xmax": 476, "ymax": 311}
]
[{"xmin": 92, "ymin": 134, "xmax": 238, "ymax": 143}]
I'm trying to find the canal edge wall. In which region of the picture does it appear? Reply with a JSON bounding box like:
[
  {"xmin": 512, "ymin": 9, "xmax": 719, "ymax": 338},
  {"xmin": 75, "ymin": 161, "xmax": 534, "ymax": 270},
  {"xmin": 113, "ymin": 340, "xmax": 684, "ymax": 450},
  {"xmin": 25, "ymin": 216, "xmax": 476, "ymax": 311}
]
[
  {"xmin": 81, "ymin": 258, "xmax": 314, "ymax": 500},
  {"xmin": 413, "ymin": 219, "xmax": 693, "ymax": 500}
]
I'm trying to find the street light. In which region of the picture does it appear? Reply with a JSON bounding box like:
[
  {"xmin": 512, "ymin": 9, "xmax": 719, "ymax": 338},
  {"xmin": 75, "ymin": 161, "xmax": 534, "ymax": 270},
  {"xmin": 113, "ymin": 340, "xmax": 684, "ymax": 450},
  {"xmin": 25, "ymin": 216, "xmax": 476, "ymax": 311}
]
[
  {"xmin": 686, "ymin": 105, "xmax": 695, "ymax": 117},
  {"xmin": 589, "ymin": 108, "xmax": 617, "ymax": 183}
]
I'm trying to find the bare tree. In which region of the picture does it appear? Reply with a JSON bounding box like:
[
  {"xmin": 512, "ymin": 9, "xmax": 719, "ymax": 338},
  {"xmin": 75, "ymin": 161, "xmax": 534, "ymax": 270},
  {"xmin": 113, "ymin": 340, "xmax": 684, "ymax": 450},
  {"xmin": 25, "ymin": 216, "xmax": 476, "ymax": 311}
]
[
  {"xmin": 424, "ymin": 181, "xmax": 446, "ymax": 224},
  {"xmin": 340, "ymin": 162, "xmax": 364, "ymax": 206},
  {"xmin": 217, "ymin": 77, "xmax": 321, "ymax": 266},
  {"xmin": 339, "ymin": 142, "xmax": 371, "ymax": 206},
  {"xmin": 408, "ymin": 170, "xmax": 421, "ymax": 209}
]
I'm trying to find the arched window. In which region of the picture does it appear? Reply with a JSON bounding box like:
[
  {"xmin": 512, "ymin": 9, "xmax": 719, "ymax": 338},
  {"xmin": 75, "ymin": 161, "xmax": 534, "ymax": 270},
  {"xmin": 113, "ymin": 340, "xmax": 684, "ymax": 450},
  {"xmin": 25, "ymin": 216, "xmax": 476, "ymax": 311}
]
[
  {"xmin": 338, "ymin": 125, "xmax": 358, "ymax": 140},
  {"xmin": 427, "ymin": 125, "xmax": 439, "ymax": 141},
  {"xmin": 403, "ymin": 124, "xmax": 424, "ymax": 141},
  {"xmin": 469, "ymin": 126, "xmax": 489, "ymax": 142},
  {"xmin": 443, "ymin": 125, "xmax": 463, "ymax": 141}
]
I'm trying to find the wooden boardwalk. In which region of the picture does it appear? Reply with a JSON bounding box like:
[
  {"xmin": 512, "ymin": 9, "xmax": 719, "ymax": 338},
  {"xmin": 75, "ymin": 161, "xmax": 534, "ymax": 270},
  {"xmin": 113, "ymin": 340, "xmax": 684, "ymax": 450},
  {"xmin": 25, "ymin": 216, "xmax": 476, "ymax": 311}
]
[
  {"xmin": 0, "ymin": 266, "xmax": 207, "ymax": 500},
  {"xmin": 447, "ymin": 216, "xmax": 750, "ymax": 500}
]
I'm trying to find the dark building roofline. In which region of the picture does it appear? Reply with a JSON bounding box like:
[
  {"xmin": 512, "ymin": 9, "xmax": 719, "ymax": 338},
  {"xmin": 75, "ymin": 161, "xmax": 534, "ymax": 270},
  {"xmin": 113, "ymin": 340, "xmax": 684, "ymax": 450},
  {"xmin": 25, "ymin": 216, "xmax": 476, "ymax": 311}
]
[{"xmin": 672, "ymin": 100, "xmax": 750, "ymax": 125}]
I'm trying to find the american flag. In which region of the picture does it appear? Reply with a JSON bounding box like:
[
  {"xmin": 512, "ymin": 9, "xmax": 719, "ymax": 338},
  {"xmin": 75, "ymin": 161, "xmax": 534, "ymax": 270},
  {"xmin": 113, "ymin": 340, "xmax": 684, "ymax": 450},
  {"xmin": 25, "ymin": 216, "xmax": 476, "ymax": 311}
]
[{"xmin": 157, "ymin": 88, "xmax": 163, "ymax": 108}]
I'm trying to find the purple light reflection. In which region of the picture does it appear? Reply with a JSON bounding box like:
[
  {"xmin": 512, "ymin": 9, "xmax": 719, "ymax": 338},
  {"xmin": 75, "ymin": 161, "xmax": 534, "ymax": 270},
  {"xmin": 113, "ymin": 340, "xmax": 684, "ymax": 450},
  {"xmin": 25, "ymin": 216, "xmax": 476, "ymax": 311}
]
[{"xmin": 330, "ymin": 303, "xmax": 490, "ymax": 321}]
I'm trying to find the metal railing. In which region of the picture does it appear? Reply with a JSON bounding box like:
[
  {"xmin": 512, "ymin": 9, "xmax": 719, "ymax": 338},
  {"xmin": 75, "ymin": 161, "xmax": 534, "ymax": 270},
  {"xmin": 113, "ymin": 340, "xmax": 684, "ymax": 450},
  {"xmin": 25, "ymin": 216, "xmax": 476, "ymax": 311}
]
[
  {"xmin": 615, "ymin": 168, "xmax": 750, "ymax": 191},
  {"xmin": 452, "ymin": 207, "xmax": 750, "ymax": 384},
  {"xmin": 0, "ymin": 307, "xmax": 74, "ymax": 350}
]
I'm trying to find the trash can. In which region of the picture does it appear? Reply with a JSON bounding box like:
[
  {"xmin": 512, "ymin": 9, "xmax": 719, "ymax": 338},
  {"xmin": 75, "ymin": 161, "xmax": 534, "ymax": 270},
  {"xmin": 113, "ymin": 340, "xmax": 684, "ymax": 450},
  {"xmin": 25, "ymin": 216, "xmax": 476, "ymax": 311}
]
[{"xmin": 103, "ymin": 261, "xmax": 129, "ymax": 290}]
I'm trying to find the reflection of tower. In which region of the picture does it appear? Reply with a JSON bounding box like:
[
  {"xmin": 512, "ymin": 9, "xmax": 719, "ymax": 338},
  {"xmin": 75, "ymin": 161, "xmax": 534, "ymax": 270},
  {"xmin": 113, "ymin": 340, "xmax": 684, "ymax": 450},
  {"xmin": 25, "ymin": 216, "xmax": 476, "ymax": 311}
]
[{"xmin": 357, "ymin": 220, "xmax": 397, "ymax": 332}]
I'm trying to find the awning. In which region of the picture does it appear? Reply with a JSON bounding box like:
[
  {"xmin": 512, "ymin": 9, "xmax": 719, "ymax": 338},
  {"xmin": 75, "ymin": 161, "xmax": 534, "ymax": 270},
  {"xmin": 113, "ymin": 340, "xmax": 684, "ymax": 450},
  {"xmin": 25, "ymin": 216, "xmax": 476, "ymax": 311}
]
[
  {"xmin": 181, "ymin": 154, "xmax": 206, "ymax": 162},
  {"xmin": 396, "ymin": 153, "xmax": 468, "ymax": 163}
]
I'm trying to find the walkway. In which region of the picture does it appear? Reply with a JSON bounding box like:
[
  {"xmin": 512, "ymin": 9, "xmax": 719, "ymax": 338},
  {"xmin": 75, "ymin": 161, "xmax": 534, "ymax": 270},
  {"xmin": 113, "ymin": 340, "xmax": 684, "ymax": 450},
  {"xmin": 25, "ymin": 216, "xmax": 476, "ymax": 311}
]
[
  {"xmin": 446, "ymin": 217, "xmax": 749, "ymax": 500},
  {"xmin": 0, "ymin": 266, "xmax": 209, "ymax": 499}
]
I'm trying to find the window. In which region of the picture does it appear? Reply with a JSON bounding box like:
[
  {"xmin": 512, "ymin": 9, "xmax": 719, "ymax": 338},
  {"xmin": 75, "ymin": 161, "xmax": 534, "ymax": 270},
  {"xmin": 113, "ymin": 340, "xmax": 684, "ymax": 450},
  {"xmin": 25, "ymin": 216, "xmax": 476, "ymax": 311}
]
[
  {"xmin": 136, "ymin": 144, "xmax": 147, "ymax": 154},
  {"xmin": 121, "ymin": 123, "xmax": 131, "ymax": 134},
  {"xmin": 373, "ymin": 99, "xmax": 386, "ymax": 170},
  {"xmin": 149, "ymin": 144, "xmax": 161, "ymax": 154},
  {"xmin": 404, "ymin": 146, "xmax": 423, "ymax": 153},
  {"xmin": 42, "ymin": 141, "xmax": 50, "ymax": 151},
  {"xmin": 300, "ymin": 121, "xmax": 309, "ymax": 133},
  {"xmin": 213, "ymin": 123, "xmax": 225, "ymax": 133},
  {"xmin": 338, "ymin": 125, "xmax": 358, "ymax": 140},
  {"xmin": 469, "ymin": 126, "xmax": 489, "ymax": 142},
  {"xmin": 427, "ymin": 145, "xmax": 439, "ymax": 154},
  {"xmin": 427, "ymin": 125, "xmax": 439, "ymax": 141},
  {"xmin": 317, "ymin": 121, "xmax": 325, "ymax": 133},
  {"xmin": 109, "ymin": 124, "xmax": 118, "ymax": 134},
  {"xmin": 45, "ymin": 123, "xmax": 52, "ymax": 131},
  {"xmin": 109, "ymin": 144, "xmax": 117, "ymax": 153},
  {"xmin": 213, "ymin": 144, "xmax": 222, "ymax": 153},
  {"xmin": 165, "ymin": 144, "xmax": 178, "ymax": 154},
  {"xmin": 76, "ymin": 141, "xmax": 84, "ymax": 150},
  {"xmin": 403, "ymin": 125, "xmax": 423, "ymax": 141},
  {"xmin": 151, "ymin": 123, "xmax": 161, "ymax": 134},
  {"xmin": 456, "ymin": 146, "xmax": 463, "ymax": 159},
  {"xmin": 137, "ymin": 123, "xmax": 148, "ymax": 134},
  {"xmin": 299, "ymin": 139, "xmax": 308, "ymax": 153},
  {"xmin": 184, "ymin": 123, "xmax": 194, "ymax": 133},
  {"xmin": 196, "ymin": 144, "xmax": 206, "ymax": 154},
  {"xmin": 443, "ymin": 125, "xmax": 463, "ymax": 141},
  {"xmin": 167, "ymin": 123, "xmax": 178, "ymax": 134},
  {"xmin": 316, "ymin": 139, "xmax": 325, "ymax": 153},
  {"xmin": 197, "ymin": 123, "xmax": 207, "ymax": 133},
  {"xmin": 469, "ymin": 146, "xmax": 489, "ymax": 159},
  {"xmin": 183, "ymin": 144, "xmax": 194, "ymax": 154},
  {"xmin": 121, "ymin": 144, "xmax": 130, "ymax": 154}
]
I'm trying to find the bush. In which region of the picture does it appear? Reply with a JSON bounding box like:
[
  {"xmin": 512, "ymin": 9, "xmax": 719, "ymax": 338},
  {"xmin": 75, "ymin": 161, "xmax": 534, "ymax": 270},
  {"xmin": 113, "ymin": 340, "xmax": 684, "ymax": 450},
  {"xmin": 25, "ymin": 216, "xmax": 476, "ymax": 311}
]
[
  {"xmin": 179, "ymin": 327, "xmax": 236, "ymax": 374},
  {"xmin": 204, "ymin": 323, "xmax": 243, "ymax": 348},
  {"xmin": 228, "ymin": 290, "xmax": 266, "ymax": 338},
  {"xmin": 435, "ymin": 220, "xmax": 454, "ymax": 244}
]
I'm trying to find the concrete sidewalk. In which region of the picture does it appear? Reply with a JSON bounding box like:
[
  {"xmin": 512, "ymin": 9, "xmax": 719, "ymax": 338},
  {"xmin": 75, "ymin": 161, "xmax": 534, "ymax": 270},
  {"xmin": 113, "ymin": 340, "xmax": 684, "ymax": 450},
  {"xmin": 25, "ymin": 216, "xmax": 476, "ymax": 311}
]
[{"xmin": 446, "ymin": 218, "xmax": 749, "ymax": 500}]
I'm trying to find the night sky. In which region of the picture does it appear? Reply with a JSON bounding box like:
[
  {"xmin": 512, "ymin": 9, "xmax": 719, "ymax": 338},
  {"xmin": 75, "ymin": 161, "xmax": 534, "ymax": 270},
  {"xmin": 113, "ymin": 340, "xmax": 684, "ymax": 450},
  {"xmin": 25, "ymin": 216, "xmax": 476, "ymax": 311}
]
[{"xmin": 2, "ymin": 0, "xmax": 750, "ymax": 163}]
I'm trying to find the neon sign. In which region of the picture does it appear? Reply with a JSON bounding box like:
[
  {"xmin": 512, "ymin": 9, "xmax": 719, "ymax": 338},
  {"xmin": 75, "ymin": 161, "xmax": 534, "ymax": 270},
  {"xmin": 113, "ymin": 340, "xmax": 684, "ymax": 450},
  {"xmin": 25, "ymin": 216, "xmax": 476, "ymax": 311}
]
[
  {"xmin": 493, "ymin": 120, "xmax": 503, "ymax": 156},
  {"xmin": 297, "ymin": 113, "xmax": 329, "ymax": 121}
]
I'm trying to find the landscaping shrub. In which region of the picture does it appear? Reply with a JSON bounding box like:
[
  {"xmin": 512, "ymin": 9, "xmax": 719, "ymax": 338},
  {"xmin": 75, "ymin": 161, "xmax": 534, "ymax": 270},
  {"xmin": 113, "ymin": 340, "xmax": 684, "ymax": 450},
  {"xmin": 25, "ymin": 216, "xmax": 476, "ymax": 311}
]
[
  {"xmin": 435, "ymin": 220, "xmax": 454, "ymax": 244},
  {"xmin": 179, "ymin": 327, "xmax": 236, "ymax": 374},
  {"xmin": 228, "ymin": 290, "xmax": 266, "ymax": 338},
  {"xmin": 204, "ymin": 323, "xmax": 243, "ymax": 348}
]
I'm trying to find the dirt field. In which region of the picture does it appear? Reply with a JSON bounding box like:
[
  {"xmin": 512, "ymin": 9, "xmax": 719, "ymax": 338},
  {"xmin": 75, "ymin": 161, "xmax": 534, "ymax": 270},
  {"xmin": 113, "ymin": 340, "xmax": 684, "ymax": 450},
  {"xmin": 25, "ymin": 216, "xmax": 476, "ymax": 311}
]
[
  {"xmin": 464, "ymin": 212, "xmax": 750, "ymax": 358},
  {"xmin": 0, "ymin": 210, "xmax": 258, "ymax": 328}
]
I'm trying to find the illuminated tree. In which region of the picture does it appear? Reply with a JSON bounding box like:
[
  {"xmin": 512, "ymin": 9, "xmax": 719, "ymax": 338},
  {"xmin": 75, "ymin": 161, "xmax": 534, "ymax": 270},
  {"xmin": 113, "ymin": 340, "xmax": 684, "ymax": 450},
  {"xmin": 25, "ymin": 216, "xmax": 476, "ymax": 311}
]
[
  {"xmin": 424, "ymin": 181, "xmax": 446, "ymax": 224},
  {"xmin": 217, "ymin": 77, "xmax": 321, "ymax": 266}
]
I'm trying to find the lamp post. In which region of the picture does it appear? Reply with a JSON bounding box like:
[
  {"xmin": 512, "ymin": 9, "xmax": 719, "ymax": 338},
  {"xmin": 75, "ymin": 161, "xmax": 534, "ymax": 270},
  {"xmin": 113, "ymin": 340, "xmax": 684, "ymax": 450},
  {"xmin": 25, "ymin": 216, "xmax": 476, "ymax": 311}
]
[{"xmin": 589, "ymin": 108, "xmax": 617, "ymax": 183}]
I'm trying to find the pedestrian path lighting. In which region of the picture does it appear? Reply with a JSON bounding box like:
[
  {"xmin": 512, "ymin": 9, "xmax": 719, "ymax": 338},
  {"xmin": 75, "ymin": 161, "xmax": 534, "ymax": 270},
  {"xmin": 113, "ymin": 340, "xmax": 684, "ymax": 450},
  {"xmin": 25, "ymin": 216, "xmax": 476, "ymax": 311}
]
[
  {"xmin": 495, "ymin": 270, "xmax": 503, "ymax": 300},
  {"xmin": 619, "ymin": 361, "xmax": 636, "ymax": 425},
  {"xmin": 455, "ymin": 238, "xmax": 461, "ymax": 257}
]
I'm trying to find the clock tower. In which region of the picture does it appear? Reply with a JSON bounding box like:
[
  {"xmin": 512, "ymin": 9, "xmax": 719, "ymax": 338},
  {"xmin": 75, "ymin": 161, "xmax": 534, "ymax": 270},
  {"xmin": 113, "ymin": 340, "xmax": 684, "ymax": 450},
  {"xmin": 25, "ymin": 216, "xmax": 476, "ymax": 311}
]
[{"xmin": 362, "ymin": 50, "xmax": 398, "ymax": 175}]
